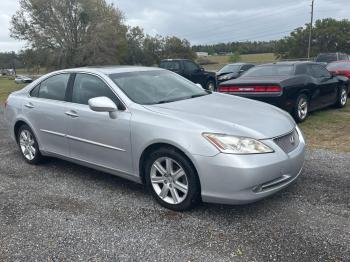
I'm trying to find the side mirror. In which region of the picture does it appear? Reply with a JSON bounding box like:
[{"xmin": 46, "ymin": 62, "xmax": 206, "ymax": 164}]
[
  {"xmin": 195, "ymin": 83, "xmax": 203, "ymax": 88},
  {"xmin": 200, "ymin": 67, "xmax": 205, "ymax": 72},
  {"xmin": 88, "ymin": 96, "xmax": 118, "ymax": 119},
  {"xmin": 239, "ymin": 69, "xmax": 245, "ymax": 74}
]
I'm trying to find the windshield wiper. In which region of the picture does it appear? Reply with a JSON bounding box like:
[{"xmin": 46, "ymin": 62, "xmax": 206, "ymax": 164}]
[{"xmin": 155, "ymin": 91, "xmax": 211, "ymax": 104}]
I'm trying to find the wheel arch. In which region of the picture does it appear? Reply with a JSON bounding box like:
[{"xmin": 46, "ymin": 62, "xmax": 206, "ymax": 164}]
[{"xmin": 138, "ymin": 142, "xmax": 201, "ymax": 189}]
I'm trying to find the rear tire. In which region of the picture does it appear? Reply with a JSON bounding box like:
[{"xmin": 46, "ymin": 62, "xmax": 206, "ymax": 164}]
[
  {"xmin": 335, "ymin": 86, "xmax": 348, "ymax": 108},
  {"xmin": 293, "ymin": 94, "xmax": 309, "ymax": 123},
  {"xmin": 17, "ymin": 124, "xmax": 43, "ymax": 164},
  {"xmin": 144, "ymin": 147, "xmax": 201, "ymax": 211},
  {"xmin": 206, "ymin": 80, "xmax": 216, "ymax": 92}
]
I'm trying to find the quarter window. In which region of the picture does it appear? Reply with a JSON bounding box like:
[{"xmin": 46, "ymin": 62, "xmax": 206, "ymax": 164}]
[
  {"xmin": 311, "ymin": 65, "xmax": 331, "ymax": 78},
  {"xmin": 72, "ymin": 74, "xmax": 121, "ymax": 107},
  {"xmin": 34, "ymin": 74, "xmax": 70, "ymax": 101}
]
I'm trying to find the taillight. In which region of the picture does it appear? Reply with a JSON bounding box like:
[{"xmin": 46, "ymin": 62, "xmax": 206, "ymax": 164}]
[{"xmin": 219, "ymin": 85, "xmax": 282, "ymax": 93}]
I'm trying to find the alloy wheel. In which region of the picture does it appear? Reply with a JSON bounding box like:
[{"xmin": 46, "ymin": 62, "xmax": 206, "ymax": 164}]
[
  {"xmin": 150, "ymin": 157, "xmax": 189, "ymax": 205},
  {"xmin": 19, "ymin": 129, "xmax": 36, "ymax": 160},
  {"xmin": 298, "ymin": 97, "xmax": 308, "ymax": 120},
  {"xmin": 340, "ymin": 88, "xmax": 347, "ymax": 106}
]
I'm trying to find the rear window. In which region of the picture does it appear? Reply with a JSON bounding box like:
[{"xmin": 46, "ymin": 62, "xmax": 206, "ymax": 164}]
[
  {"xmin": 316, "ymin": 54, "xmax": 337, "ymax": 63},
  {"xmin": 159, "ymin": 61, "xmax": 181, "ymax": 71},
  {"xmin": 242, "ymin": 65, "xmax": 294, "ymax": 77},
  {"xmin": 327, "ymin": 62, "xmax": 350, "ymax": 70}
]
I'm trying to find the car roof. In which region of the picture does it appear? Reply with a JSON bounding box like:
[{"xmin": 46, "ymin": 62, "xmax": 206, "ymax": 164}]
[{"xmin": 59, "ymin": 65, "xmax": 163, "ymax": 75}]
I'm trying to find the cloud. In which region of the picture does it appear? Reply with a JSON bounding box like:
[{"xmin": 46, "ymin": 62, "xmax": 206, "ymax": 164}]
[{"xmin": 0, "ymin": 0, "xmax": 349, "ymax": 52}]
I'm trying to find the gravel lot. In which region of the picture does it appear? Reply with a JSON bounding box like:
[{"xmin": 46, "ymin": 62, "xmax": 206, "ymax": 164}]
[{"xmin": 0, "ymin": 107, "xmax": 349, "ymax": 262}]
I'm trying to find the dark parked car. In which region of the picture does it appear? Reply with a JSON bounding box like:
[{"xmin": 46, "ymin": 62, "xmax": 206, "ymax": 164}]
[
  {"xmin": 315, "ymin": 52, "xmax": 349, "ymax": 64},
  {"xmin": 217, "ymin": 63, "xmax": 255, "ymax": 84},
  {"xmin": 159, "ymin": 59, "xmax": 217, "ymax": 91},
  {"xmin": 327, "ymin": 60, "xmax": 350, "ymax": 79},
  {"xmin": 218, "ymin": 62, "xmax": 349, "ymax": 122}
]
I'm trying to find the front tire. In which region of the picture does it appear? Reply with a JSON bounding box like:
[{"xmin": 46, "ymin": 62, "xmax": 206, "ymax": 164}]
[
  {"xmin": 144, "ymin": 147, "xmax": 201, "ymax": 211},
  {"xmin": 17, "ymin": 124, "xmax": 43, "ymax": 164},
  {"xmin": 335, "ymin": 86, "xmax": 348, "ymax": 108},
  {"xmin": 294, "ymin": 94, "xmax": 309, "ymax": 123}
]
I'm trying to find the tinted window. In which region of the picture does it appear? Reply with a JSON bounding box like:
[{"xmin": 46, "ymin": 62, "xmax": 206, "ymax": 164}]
[
  {"xmin": 184, "ymin": 61, "xmax": 200, "ymax": 72},
  {"xmin": 159, "ymin": 61, "xmax": 181, "ymax": 71},
  {"xmin": 295, "ymin": 64, "xmax": 313, "ymax": 75},
  {"xmin": 109, "ymin": 70, "xmax": 208, "ymax": 105},
  {"xmin": 311, "ymin": 65, "xmax": 331, "ymax": 78},
  {"xmin": 72, "ymin": 74, "xmax": 120, "ymax": 106},
  {"xmin": 241, "ymin": 64, "xmax": 255, "ymax": 71},
  {"xmin": 218, "ymin": 64, "xmax": 241, "ymax": 74},
  {"xmin": 243, "ymin": 65, "xmax": 294, "ymax": 77},
  {"xmin": 38, "ymin": 74, "xmax": 70, "ymax": 101},
  {"xmin": 316, "ymin": 54, "xmax": 337, "ymax": 63}
]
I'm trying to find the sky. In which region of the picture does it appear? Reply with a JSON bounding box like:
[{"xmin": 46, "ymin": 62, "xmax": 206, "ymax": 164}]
[{"xmin": 1, "ymin": 0, "xmax": 349, "ymax": 52}]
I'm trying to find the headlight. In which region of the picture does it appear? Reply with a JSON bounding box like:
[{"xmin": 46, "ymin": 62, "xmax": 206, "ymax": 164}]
[
  {"xmin": 218, "ymin": 74, "xmax": 232, "ymax": 80},
  {"xmin": 203, "ymin": 133, "xmax": 274, "ymax": 154}
]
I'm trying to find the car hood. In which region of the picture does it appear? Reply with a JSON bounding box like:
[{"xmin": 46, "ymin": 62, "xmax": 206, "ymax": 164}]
[{"xmin": 144, "ymin": 93, "xmax": 295, "ymax": 139}]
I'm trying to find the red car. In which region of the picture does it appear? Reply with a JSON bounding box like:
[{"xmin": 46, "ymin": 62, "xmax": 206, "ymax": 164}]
[{"xmin": 327, "ymin": 60, "xmax": 350, "ymax": 78}]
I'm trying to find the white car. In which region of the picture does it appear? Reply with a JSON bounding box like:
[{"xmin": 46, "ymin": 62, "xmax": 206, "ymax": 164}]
[{"xmin": 15, "ymin": 75, "xmax": 33, "ymax": 84}]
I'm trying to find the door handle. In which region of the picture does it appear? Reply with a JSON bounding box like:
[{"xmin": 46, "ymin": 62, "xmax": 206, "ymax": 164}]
[
  {"xmin": 65, "ymin": 110, "xmax": 79, "ymax": 118},
  {"xmin": 24, "ymin": 102, "xmax": 34, "ymax": 109}
]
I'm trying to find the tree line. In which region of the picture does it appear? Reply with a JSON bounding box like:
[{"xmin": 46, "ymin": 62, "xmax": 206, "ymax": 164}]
[{"xmin": 7, "ymin": 0, "xmax": 195, "ymax": 71}]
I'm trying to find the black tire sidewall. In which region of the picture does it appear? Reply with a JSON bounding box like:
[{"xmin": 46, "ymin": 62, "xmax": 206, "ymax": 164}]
[
  {"xmin": 294, "ymin": 94, "xmax": 309, "ymax": 123},
  {"xmin": 17, "ymin": 125, "xmax": 42, "ymax": 164},
  {"xmin": 144, "ymin": 147, "xmax": 201, "ymax": 211}
]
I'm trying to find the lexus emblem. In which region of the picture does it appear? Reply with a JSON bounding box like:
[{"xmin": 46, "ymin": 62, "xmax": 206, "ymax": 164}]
[{"xmin": 290, "ymin": 135, "xmax": 295, "ymax": 145}]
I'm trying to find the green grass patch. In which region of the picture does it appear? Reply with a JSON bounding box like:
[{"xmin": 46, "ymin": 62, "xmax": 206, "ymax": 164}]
[{"xmin": 0, "ymin": 77, "xmax": 26, "ymax": 103}]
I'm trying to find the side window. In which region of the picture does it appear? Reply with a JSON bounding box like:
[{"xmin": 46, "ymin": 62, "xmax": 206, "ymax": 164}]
[
  {"xmin": 311, "ymin": 65, "xmax": 331, "ymax": 78},
  {"xmin": 241, "ymin": 64, "xmax": 254, "ymax": 71},
  {"xmin": 160, "ymin": 61, "xmax": 181, "ymax": 71},
  {"xmin": 340, "ymin": 54, "xmax": 348, "ymax": 60},
  {"xmin": 72, "ymin": 74, "xmax": 121, "ymax": 107},
  {"xmin": 184, "ymin": 61, "xmax": 200, "ymax": 72},
  {"xmin": 38, "ymin": 74, "xmax": 70, "ymax": 101},
  {"xmin": 30, "ymin": 84, "xmax": 40, "ymax": 97}
]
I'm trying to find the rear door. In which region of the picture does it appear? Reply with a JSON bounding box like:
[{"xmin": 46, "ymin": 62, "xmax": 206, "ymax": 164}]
[
  {"xmin": 65, "ymin": 73, "xmax": 133, "ymax": 174},
  {"xmin": 23, "ymin": 73, "xmax": 71, "ymax": 155}
]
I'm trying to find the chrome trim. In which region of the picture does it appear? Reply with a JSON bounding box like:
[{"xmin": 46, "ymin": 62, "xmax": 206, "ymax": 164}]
[
  {"xmin": 66, "ymin": 135, "xmax": 126, "ymax": 152},
  {"xmin": 40, "ymin": 129, "xmax": 126, "ymax": 152},
  {"xmin": 40, "ymin": 129, "xmax": 65, "ymax": 137}
]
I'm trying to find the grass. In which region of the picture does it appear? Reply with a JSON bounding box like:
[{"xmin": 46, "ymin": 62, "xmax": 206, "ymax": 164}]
[
  {"xmin": 299, "ymin": 104, "xmax": 350, "ymax": 152},
  {"xmin": 0, "ymin": 77, "xmax": 26, "ymax": 103},
  {"xmin": 201, "ymin": 53, "xmax": 277, "ymax": 71},
  {"xmin": 0, "ymin": 73, "xmax": 349, "ymax": 153}
]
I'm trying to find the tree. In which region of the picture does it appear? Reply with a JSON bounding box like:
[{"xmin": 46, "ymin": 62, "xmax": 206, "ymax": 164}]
[
  {"xmin": 275, "ymin": 18, "xmax": 350, "ymax": 59},
  {"xmin": 162, "ymin": 36, "xmax": 196, "ymax": 60},
  {"xmin": 11, "ymin": 0, "xmax": 128, "ymax": 68}
]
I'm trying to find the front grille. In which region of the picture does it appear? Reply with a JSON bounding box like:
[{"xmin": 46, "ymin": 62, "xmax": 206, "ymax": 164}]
[{"xmin": 274, "ymin": 129, "xmax": 299, "ymax": 154}]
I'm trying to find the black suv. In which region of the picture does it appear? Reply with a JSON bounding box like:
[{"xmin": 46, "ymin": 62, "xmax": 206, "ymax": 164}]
[{"xmin": 159, "ymin": 59, "xmax": 217, "ymax": 91}]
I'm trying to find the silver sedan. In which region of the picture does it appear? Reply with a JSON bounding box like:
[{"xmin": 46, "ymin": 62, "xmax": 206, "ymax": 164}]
[{"xmin": 4, "ymin": 66, "xmax": 306, "ymax": 211}]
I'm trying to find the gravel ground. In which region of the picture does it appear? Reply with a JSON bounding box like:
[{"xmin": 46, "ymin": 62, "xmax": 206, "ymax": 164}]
[{"xmin": 0, "ymin": 107, "xmax": 349, "ymax": 262}]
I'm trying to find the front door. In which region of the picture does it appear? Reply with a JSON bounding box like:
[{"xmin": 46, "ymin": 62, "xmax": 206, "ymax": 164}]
[{"xmin": 65, "ymin": 73, "xmax": 133, "ymax": 174}]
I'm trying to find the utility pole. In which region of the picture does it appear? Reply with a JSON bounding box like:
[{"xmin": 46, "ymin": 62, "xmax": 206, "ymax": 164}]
[{"xmin": 307, "ymin": 0, "xmax": 315, "ymax": 59}]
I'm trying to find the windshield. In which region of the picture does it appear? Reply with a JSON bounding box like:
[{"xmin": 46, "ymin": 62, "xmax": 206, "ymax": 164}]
[
  {"xmin": 316, "ymin": 54, "xmax": 337, "ymax": 63},
  {"xmin": 218, "ymin": 64, "xmax": 241, "ymax": 74},
  {"xmin": 109, "ymin": 70, "xmax": 209, "ymax": 105},
  {"xmin": 242, "ymin": 65, "xmax": 294, "ymax": 77},
  {"xmin": 327, "ymin": 62, "xmax": 350, "ymax": 70}
]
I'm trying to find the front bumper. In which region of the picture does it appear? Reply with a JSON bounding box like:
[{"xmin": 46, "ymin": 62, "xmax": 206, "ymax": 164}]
[{"xmin": 193, "ymin": 128, "xmax": 306, "ymax": 205}]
